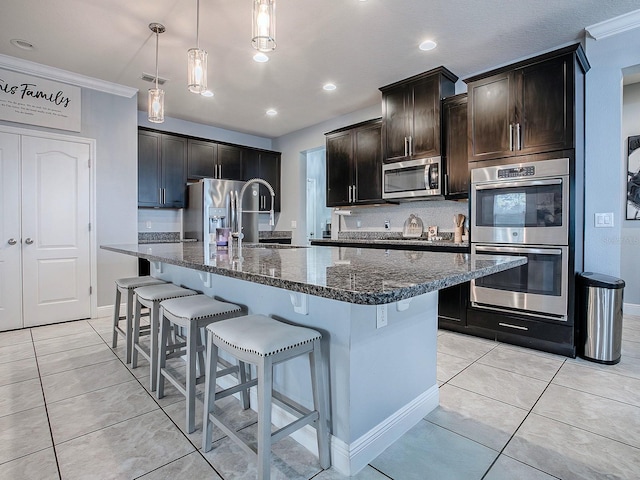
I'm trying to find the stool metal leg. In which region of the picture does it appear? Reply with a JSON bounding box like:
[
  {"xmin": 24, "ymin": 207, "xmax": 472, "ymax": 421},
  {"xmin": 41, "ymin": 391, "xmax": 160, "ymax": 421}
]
[
  {"xmin": 257, "ymin": 356, "xmax": 274, "ymax": 480},
  {"xmin": 186, "ymin": 323, "xmax": 198, "ymax": 433},
  {"xmin": 111, "ymin": 287, "xmax": 121, "ymax": 349},
  {"xmin": 203, "ymin": 330, "xmax": 218, "ymax": 452},
  {"xmin": 156, "ymin": 313, "xmax": 170, "ymax": 400},
  {"xmin": 310, "ymin": 339, "xmax": 330, "ymax": 469}
]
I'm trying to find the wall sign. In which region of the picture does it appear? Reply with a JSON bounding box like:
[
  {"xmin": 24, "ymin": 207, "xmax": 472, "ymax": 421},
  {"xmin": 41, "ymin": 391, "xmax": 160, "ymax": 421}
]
[{"xmin": 0, "ymin": 68, "xmax": 81, "ymax": 132}]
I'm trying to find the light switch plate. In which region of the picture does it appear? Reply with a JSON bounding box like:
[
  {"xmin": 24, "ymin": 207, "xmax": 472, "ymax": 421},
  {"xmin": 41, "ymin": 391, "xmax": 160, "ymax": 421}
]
[
  {"xmin": 376, "ymin": 304, "xmax": 388, "ymax": 328},
  {"xmin": 291, "ymin": 220, "xmax": 297, "ymax": 228},
  {"xmin": 594, "ymin": 212, "xmax": 614, "ymax": 228}
]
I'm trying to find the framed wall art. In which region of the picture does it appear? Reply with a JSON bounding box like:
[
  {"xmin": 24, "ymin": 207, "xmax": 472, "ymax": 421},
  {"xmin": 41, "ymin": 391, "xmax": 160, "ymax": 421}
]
[{"xmin": 627, "ymin": 135, "xmax": 640, "ymax": 220}]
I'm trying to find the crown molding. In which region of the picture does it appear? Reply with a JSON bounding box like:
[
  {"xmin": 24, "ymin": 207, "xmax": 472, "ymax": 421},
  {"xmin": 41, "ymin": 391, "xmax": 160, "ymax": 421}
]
[
  {"xmin": 586, "ymin": 9, "xmax": 640, "ymax": 40},
  {"xmin": 0, "ymin": 54, "xmax": 137, "ymax": 98}
]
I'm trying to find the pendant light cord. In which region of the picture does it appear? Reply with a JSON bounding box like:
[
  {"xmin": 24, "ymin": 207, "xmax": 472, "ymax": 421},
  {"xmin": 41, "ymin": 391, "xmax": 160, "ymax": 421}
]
[
  {"xmin": 154, "ymin": 29, "xmax": 159, "ymax": 90},
  {"xmin": 196, "ymin": 0, "xmax": 200, "ymax": 49}
]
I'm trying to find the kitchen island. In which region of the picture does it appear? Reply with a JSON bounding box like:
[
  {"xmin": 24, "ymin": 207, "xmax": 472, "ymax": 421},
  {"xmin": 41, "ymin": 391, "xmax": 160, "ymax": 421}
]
[{"xmin": 101, "ymin": 242, "xmax": 525, "ymax": 476}]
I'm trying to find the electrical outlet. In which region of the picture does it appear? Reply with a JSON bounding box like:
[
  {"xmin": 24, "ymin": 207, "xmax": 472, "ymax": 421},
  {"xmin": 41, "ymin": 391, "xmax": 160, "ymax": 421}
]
[
  {"xmin": 384, "ymin": 219, "xmax": 390, "ymax": 230},
  {"xmin": 145, "ymin": 221, "xmax": 152, "ymax": 229},
  {"xmin": 291, "ymin": 220, "xmax": 297, "ymax": 228},
  {"xmin": 376, "ymin": 304, "xmax": 388, "ymax": 328}
]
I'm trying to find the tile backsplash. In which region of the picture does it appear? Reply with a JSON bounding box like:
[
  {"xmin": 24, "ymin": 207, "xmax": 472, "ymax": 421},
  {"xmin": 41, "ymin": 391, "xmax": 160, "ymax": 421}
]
[{"xmin": 335, "ymin": 199, "xmax": 469, "ymax": 234}]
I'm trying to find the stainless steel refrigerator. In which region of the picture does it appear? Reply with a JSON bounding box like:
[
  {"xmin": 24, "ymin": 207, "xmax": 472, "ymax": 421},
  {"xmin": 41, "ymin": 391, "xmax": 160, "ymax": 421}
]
[{"xmin": 183, "ymin": 178, "xmax": 259, "ymax": 243}]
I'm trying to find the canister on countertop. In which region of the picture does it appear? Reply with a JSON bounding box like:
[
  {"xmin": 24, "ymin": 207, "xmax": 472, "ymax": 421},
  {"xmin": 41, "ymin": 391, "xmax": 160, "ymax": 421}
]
[{"xmin": 454, "ymin": 214, "xmax": 466, "ymax": 244}]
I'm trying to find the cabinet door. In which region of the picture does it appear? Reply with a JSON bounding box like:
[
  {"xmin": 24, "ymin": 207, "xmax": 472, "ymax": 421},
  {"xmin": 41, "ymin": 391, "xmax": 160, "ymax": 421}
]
[
  {"xmin": 259, "ymin": 152, "xmax": 281, "ymax": 212},
  {"xmin": 438, "ymin": 282, "xmax": 469, "ymax": 325},
  {"xmin": 138, "ymin": 130, "xmax": 162, "ymax": 206},
  {"xmin": 518, "ymin": 56, "xmax": 573, "ymax": 154},
  {"xmin": 468, "ymin": 71, "xmax": 515, "ymax": 162},
  {"xmin": 411, "ymin": 76, "xmax": 439, "ymax": 157},
  {"xmin": 241, "ymin": 148, "xmax": 260, "ymax": 181},
  {"xmin": 443, "ymin": 96, "xmax": 468, "ymax": 198},
  {"xmin": 188, "ymin": 139, "xmax": 216, "ymax": 179},
  {"xmin": 161, "ymin": 135, "xmax": 187, "ymax": 207},
  {"xmin": 217, "ymin": 144, "xmax": 243, "ymax": 180},
  {"xmin": 354, "ymin": 122, "xmax": 383, "ymax": 203},
  {"xmin": 326, "ymin": 131, "xmax": 352, "ymax": 206},
  {"xmin": 382, "ymin": 87, "xmax": 409, "ymax": 162}
]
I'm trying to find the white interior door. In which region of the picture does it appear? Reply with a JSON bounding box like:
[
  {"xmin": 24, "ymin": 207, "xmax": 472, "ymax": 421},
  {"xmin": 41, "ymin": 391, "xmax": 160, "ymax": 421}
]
[
  {"xmin": 0, "ymin": 132, "xmax": 23, "ymax": 331},
  {"xmin": 21, "ymin": 136, "xmax": 91, "ymax": 327}
]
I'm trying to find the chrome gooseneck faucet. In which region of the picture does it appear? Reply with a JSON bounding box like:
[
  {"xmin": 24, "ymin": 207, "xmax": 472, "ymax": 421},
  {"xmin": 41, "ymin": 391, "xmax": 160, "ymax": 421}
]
[{"xmin": 233, "ymin": 178, "xmax": 276, "ymax": 250}]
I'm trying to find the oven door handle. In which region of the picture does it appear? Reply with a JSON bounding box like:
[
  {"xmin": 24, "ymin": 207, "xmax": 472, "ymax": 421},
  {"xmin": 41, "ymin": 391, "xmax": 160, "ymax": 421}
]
[
  {"xmin": 475, "ymin": 245, "xmax": 563, "ymax": 256},
  {"xmin": 474, "ymin": 178, "xmax": 562, "ymax": 190}
]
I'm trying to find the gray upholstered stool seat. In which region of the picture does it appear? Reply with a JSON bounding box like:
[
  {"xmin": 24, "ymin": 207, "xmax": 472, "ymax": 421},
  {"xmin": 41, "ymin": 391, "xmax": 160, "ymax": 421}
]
[
  {"xmin": 157, "ymin": 294, "xmax": 247, "ymax": 433},
  {"xmin": 112, "ymin": 276, "xmax": 165, "ymax": 363},
  {"xmin": 131, "ymin": 283, "xmax": 197, "ymax": 391},
  {"xmin": 203, "ymin": 314, "xmax": 330, "ymax": 480}
]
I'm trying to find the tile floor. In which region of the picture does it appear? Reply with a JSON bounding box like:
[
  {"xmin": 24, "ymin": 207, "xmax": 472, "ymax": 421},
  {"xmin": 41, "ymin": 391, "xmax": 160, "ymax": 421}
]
[{"xmin": 1, "ymin": 313, "xmax": 639, "ymax": 479}]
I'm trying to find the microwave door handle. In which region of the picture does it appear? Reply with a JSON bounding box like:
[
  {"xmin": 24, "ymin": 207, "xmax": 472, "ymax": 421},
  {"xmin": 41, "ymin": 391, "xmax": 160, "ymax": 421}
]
[
  {"xmin": 474, "ymin": 178, "xmax": 563, "ymax": 190},
  {"xmin": 475, "ymin": 245, "xmax": 563, "ymax": 256},
  {"xmin": 424, "ymin": 165, "xmax": 430, "ymax": 190}
]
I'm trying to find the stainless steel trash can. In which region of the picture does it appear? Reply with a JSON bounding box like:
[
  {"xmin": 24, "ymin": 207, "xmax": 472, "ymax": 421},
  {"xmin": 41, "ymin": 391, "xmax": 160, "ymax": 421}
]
[{"xmin": 578, "ymin": 272, "xmax": 625, "ymax": 364}]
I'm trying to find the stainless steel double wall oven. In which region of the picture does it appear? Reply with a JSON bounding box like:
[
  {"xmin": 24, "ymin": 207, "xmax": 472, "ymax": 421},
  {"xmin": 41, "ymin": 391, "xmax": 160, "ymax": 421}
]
[{"xmin": 469, "ymin": 157, "xmax": 579, "ymax": 355}]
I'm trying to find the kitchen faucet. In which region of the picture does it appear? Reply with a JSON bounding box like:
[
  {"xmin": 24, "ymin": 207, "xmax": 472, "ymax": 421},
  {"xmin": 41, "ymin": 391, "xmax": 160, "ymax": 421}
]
[{"xmin": 232, "ymin": 178, "xmax": 275, "ymax": 250}]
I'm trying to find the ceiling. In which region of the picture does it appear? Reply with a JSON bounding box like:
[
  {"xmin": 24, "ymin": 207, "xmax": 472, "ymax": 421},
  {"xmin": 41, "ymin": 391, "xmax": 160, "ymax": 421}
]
[{"xmin": 1, "ymin": 1, "xmax": 639, "ymax": 139}]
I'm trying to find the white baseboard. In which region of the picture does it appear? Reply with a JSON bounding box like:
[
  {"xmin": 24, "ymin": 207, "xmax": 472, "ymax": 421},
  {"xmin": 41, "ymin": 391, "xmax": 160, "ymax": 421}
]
[
  {"xmin": 96, "ymin": 305, "xmax": 115, "ymax": 319},
  {"xmin": 215, "ymin": 377, "xmax": 439, "ymax": 477},
  {"xmin": 625, "ymin": 303, "xmax": 640, "ymax": 317}
]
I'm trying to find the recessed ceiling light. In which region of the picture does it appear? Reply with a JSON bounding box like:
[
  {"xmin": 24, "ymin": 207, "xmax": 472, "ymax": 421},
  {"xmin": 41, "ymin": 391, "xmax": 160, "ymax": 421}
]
[
  {"xmin": 419, "ymin": 40, "xmax": 437, "ymax": 51},
  {"xmin": 201, "ymin": 90, "xmax": 214, "ymax": 97},
  {"xmin": 10, "ymin": 39, "xmax": 34, "ymax": 51},
  {"xmin": 323, "ymin": 83, "xmax": 337, "ymax": 91},
  {"xmin": 266, "ymin": 109, "xmax": 278, "ymax": 116},
  {"xmin": 253, "ymin": 52, "xmax": 269, "ymax": 63}
]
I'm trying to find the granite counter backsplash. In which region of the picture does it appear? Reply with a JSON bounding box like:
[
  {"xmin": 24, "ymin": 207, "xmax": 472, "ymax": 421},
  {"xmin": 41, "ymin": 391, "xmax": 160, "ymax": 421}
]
[{"xmin": 138, "ymin": 232, "xmax": 181, "ymax": 244}]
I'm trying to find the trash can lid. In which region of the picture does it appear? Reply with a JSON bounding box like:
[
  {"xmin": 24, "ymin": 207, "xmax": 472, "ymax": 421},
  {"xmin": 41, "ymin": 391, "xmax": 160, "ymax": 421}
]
[{"xmin": 578, "ymin": 272, "xmax": 625, "ymax": 289}]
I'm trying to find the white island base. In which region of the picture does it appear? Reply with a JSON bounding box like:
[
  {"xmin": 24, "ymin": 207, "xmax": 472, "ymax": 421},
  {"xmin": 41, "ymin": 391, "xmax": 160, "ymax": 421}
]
[{"xmin": 152, "ymin": 262, "xmax": 438, "ymax": 476}]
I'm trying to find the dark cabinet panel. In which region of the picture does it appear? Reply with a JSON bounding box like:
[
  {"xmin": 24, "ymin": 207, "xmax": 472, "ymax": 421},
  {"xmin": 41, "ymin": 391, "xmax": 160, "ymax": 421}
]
[
  {"xmin": 354, "ymin": 123, "xmax": 383, "ymax": 203},
  {"xmin": 442, "ymin": 94, "xmax": 469, "ymax": 199},
  {"xmin": 326, "ymin": 130, "xmax": 352, "ymax": 207},
  {"xmin": 138, "ymin": 131, "xmax": 162, "ymax": 206},
  {"xmin": 217, "ymin": 144, "xmax": 243, "ymax": 180},
  {"xmin": 466, "ymin": 45, "xmax": 587, "ymax": 162},
  {"xmin": 380, "ymin": 67, "xmax": 457, "ymax": 163},
  {"xmin": 326, "ymin": 119, "xmax": 384, "ymax": 207},
  {"xmin": 241, "ymin": 149, "xmax": 281, "ymax": 212},
  {"xmin": 138, "ymin": 130, "xmax": 186, "ymax": 208},
  {"xmin": 438, "ymin": 282, "xmax": 469, "ymax": 326},
  {"xmin": 187, "ymin": 139, "xmax": 216, "ymax": 179},
  {"xmin": 467, "ymin": 72, "xmax": 513, "ymax": 161}
]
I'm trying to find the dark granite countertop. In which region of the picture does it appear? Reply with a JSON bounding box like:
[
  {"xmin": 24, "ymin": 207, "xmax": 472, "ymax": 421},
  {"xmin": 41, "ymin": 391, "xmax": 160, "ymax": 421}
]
[
  {"xmin": 101, "ymin": 242, "xmax": 525, "ymax": 305},
  {"xmin": 310, "ymin": 238, "xmax": 469, "ymax": 249}
]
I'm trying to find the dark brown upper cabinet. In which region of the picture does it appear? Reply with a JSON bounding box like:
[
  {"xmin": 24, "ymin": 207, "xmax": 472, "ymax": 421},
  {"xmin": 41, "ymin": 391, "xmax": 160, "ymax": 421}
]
[
  {"xmin": 138, "ymin": 130, "xmax": 187, "ymax": 208},
  {"xmin": 380, "ymin": 67, "xmax": 457, "ymax": 163},
  {"xmin": 465, "ymin": 44, "xmax": 590, "ymax": 162},
  {"xmin": 242, "ymin": 150, "xmax": 281, "ymax": 212},
  {"xmin": 442, "ymin": 94, "xmax": 469, "ymax": 199},
  {"xmin": 325, "ymin": 119, "xmax": 384, "ymax": 207},
  {"xmin": 187, "ymin": 140, "xmax": 243, "ymax": 180}
]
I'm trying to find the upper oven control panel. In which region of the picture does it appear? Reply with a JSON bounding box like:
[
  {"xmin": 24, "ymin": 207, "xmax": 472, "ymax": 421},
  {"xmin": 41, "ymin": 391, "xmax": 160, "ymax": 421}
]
[{"xmin": 497, "ymin": 166, "xmax": 535, "ymax": 179}]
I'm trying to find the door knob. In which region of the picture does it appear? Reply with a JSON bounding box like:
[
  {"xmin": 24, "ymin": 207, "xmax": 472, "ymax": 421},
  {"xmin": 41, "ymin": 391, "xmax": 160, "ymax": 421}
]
[
  {"xmin": 7, "ymin": 238, "xmax": 17, "ymax": 245},
  {"xmin": 25, "ymin": 238, "xmax": 34, "ymax": 245}
]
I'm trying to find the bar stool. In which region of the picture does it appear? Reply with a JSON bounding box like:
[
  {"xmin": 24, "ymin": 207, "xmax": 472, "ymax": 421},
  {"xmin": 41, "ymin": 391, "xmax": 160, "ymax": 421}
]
[
  {"xmin": 131, "ymin": 283, "xmax": 197, "ymax": 391},
  {"xmin": 203, "ymin": 314, "xmax": 330, "ymax": 480},
  {"xmin": 112, "ymin": 276, "xmax": 166, "ymax": 363},
  {"xmin": 157, "ymin": 294, "xmax": 248, "ymax": 433}
]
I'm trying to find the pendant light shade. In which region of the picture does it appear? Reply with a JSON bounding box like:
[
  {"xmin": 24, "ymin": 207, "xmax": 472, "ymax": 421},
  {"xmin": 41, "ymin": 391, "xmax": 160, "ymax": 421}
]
[
  {"xmin": 148, "ymin": 23, "xmax": 165, "ymax": 123},
  {"xmin": 188, "ymin": 0, "xmax": 208, "ymax": 93},
  {"xmin": 252, "ymin": 0, "xmax": 276, "ymax": 52}
]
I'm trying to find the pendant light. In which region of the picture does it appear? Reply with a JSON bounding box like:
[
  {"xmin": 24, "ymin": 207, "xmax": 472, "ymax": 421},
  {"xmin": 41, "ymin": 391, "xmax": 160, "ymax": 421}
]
[
  {"xmin": 187, "ymin": 0, "xmax": 208, "ymax": 94},
  {"xmin": 148, "ymin": 23, "xmax": 165, "ymax": 124},
  {"xmin": 252, "ymin": 0, "xmax": 276, "ymax": 52}
]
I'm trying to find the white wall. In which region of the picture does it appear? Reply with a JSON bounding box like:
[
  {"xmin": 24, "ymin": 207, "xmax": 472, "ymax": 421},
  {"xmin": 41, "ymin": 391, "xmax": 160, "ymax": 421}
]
[
  {"xmin": 621, "ymin": 82, "xmax": 640, "ymax": 306},
  {"xmin": 1, "ymin": 87, "xmax": 139, "ymax": 308}
]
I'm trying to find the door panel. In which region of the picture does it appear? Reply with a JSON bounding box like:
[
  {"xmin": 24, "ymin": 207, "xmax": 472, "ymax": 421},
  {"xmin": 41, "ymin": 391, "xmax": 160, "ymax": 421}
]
[
  {"xmin": 382, "ymin": 88, "xmax": 409, "ymax": 162},
  {"xmin": 354, "ymin": 123, "xmax": 382, "ymax": 203},
  {"xmin": 411, "ymin": 76, "xmax": 438, "ymax": 157},
  {"xmin": 21, "ymin": 136, "xmax": 91, "ymax": 326},
  {"xmin": 0, "ymin": 132, "xmax": 22, "ymax": 331}
]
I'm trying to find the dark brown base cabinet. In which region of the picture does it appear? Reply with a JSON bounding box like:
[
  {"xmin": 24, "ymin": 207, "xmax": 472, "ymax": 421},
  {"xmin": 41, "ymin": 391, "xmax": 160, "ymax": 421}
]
[
  {"xmin": 437, "ymin": 282, "xmax": 469, "ymax": 327},
  {"xmin": 442, "ymin": 93, "xmax": 469, "ymax": 199},
  {"xmin": 380, "ymin": 67, "xmax": 457, "ymax": 163},
  {"xmin": 139, "ymin": 127, "xmax": 281, "ymax": 211},
  {"xmin": 325, "ymin": 119, "xmax": 384, "ymax": 207},
  {"xmin": 138, "ymin": 129, "xmax": 187, "ymax": 208},
  {"xmin": 465, "ymin": 44, "xmax": 589, "ymax": 163}
]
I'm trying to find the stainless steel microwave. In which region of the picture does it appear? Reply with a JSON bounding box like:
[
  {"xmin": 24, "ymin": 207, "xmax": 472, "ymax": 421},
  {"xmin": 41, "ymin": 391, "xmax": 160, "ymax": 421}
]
[{"xmin": 382, "ymin": 157, "xmax": 442, "ymax": 200}]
